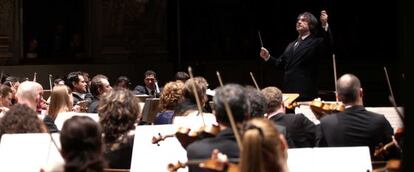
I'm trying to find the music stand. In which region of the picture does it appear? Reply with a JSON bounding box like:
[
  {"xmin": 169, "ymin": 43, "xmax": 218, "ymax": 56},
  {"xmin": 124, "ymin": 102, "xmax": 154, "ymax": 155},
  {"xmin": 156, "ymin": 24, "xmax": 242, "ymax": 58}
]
[
  {"xmin": 283, "ymin": 93, "xmax": 299, "ymax": 106},
  {"xmin": 54, "ymin": 112, "xmax": 100, "ymax": 131},
  {"xmin": 135, "ymin": 94, "xmax": 151, "ymax": 102},
  {"xmin": 141, "ymin": 98, "xmax": 160, "ymax": 124}
]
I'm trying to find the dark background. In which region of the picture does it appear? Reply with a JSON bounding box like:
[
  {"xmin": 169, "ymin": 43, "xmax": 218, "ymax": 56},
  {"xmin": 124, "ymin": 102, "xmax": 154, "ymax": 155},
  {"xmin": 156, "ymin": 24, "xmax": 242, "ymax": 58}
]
[{"xmin": 21, "ymin": 0, "xmax": 402, "ymax": 107}]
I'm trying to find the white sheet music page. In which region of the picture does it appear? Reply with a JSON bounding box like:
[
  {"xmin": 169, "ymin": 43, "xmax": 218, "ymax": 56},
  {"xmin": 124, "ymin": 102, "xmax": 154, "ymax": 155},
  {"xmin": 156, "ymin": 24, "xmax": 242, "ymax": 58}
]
[
  {"xmin": 287, "ymin": 146, "xmax": 372, "ymax": 172},
  {"xmin": 130, "ymin": 124, "xmax": 188, "ymax": 172}
]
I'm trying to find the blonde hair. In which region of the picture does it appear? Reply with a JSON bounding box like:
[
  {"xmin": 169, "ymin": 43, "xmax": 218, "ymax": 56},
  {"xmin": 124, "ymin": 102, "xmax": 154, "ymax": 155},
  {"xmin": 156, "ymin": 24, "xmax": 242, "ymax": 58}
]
[
  {"xmin": 240, "ymin": 118, "xmax": 287, "ymax": 172},
  {"xmin": 159, "ymin": 81, "xmax": 184, "ymax": 111},
  {"xmin": 48, "ymin": 85, "xmax": 73, "ymax": 120}
]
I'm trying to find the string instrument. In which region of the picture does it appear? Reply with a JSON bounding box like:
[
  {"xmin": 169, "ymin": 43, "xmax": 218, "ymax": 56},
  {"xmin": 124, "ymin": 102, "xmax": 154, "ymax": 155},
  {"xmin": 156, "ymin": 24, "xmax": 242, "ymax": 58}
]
[
  {"xmin": 152, "ymin": 123, "xmax": 220, "ymax": 148},
  {"xmin": 167, "ymin": 158, "xmax": 239, "ymax": 172},
  {"xmin": 152, "ymin": 67, "xmax": 219, "ymax": 148},
  {"xmin": 286, "ymin": 98, "xmax": 344, "ymax": 119},
  {"xmin": 373, "ymin": 67, "xmax": 404, "ymax": 160},
  {"xmin": 75, "ymin": 100, "xmax": 90, "ymax": 112}
]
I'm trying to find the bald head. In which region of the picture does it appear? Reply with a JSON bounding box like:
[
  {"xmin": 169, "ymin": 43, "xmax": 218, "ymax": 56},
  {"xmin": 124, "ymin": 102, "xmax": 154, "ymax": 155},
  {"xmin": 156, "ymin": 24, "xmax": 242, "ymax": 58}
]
[
  {"xmin": 337, "ymin": 74, "xmax": 362, "ymax": 104},
  {"xmin": 16, "ymin": 81, "xmax": 43, "ymax": 111}
]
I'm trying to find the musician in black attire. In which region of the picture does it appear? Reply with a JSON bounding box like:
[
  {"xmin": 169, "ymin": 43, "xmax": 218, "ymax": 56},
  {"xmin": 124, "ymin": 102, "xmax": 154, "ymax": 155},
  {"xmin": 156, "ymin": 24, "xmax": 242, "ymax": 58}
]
[
  {"xmin": 260, "ymin": 10, "xmax": 333, "ymax": 101},
  {"xmin": 317, "ymin": 74, "xmax": 399, "ymax": 160},
  {"xmin": 186, "ymin": 84, "xmax": 250, "ymax": 172}
]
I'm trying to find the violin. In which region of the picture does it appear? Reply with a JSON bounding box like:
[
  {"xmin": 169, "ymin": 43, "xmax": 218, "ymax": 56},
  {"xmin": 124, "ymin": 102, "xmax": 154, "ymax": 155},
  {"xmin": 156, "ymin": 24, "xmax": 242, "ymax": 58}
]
[
  {"xmin": 152, "ymin": 124, "xmax": 220, "ymax": 148},
  {"xmin": 374, "ymin": 128, "xmax": 403, "ymax": 159},
  {"xmin": 167, "ymin": 158, "xmax": 239, "ymax": 172},
  {"xmin": 286, "ymin": 98, "xmax": 344, "ymax": 119}
]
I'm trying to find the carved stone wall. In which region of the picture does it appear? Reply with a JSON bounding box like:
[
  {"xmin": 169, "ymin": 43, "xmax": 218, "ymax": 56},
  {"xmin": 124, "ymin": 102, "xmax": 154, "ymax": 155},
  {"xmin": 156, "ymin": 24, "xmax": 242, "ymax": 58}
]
[{"xmin": 95, "ymin": 0, "xmax": 168, "ymax": 62}]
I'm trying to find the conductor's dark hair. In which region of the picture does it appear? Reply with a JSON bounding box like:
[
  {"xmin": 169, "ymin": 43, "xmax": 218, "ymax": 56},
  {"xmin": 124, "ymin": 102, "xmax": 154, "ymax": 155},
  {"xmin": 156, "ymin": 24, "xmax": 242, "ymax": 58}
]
[
  {"xmin": 213, "ymin": 84, "xmax": 250, "ymax": 127},
  {"xmin": 60, "ymin": 116, "xmax": 106, "ymax": 172},
  {"xmin": 337, "ymin": 74, "xmax": 361, "ymax": 104},
  {"xmin": 65, "ymin": 71, "xmax": 82, "ymax": 90},
  {"xmin": 298, "ymin": 12, "xmax": 318, "ymax": 34}
]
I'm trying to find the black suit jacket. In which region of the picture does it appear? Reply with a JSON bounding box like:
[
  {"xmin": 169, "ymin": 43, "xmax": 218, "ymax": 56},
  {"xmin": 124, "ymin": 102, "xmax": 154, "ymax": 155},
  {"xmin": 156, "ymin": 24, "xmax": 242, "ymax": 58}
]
[
  {"xmin": 269, "ymin": 113, "xmax": 316, "ymax": 148},
  {"xmin": 267, "ymin": 30, "xmax": 333, "ymax": 100},
  {"xmin": 186, "ymin": 128, "xmax": 239, "ymax": 172},
  {"xmin": 317, "ymin": 105, "xmax": 394, "ymax": 158},
  {"xmin": 133, "ymin": 85, "xmax": 162, "ymax": 98}
]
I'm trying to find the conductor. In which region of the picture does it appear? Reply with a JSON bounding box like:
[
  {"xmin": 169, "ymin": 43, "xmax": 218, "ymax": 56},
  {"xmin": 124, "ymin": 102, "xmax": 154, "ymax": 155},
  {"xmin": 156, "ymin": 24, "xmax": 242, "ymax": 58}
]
[{"xmin": 260, "ymin": 10, "xmax": 333, "ymax": 101}]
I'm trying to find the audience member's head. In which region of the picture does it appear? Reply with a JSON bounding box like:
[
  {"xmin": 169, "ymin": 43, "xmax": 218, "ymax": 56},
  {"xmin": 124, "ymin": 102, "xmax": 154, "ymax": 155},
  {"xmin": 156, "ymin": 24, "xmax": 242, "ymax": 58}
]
[
  {"xmin": 337, "ymin": 74, "xmax": 363, "ymax": 105},
  {"xmin": 90, "ymin": 74, "xmax": 112, "ymax": 97},
  {"xmin": 60, "ymin": 116, "xmax": 106, "ymax": 172},
  {"xmin": 99, "ymin": 88, "xmax": 141, "ymax": 145},
  {"xmin": 245, "ymin": 86, "xmax": 267, "ymax": 118},
  {"xmin": 0, "ymin": 104, "xmax": 47, "ymax": 139},
  {"xmin": 241, "ymin": 118, "xmax": 288, "ymax": 172},
  {"xmin": 213, "ymin": 84, "xmax": 250, "ymax": 127},
  {"xmin": 65, "ymin": 71, "xmax": 87, "ymax": 93},
  {"xmin": 114, "ymin": 76, "xmax": 131, "ymax": 89},
  {"xmin": 261, "ymin": 86, "xmax": 284, "ymax": 114},
  {"xmin": 0, "ymin": 85, "xmax": 13, "ymax": 108},
  {"xmin": 143, "ymin": 70, "xmax": 157, "ymax": 90},
  {"xmin": 174, "ymin": 71, "xmax": 190, "ymax": 83},
  {"xmin": 48, "ymin": 85, "xmax": 73, "ymax": 120},
  {"xmin": 159, "ymin": 81, "xmax": 184, "ymax": 111},
  {"xmin": 16, "ymin": 81, "xmax": 43, "ymax": 111}
]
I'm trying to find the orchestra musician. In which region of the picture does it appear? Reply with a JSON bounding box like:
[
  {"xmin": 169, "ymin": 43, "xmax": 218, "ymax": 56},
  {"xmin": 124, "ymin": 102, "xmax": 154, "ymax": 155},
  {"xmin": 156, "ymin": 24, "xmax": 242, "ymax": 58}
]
[
  {"xmin": 259, "ymin": 10, "xmax": 333, "ymax": 101},
  {"xmin": 316, "ymin": 74, "xmax": 400, "ymax": 160},
  {"xmin": 186, "ymin": 84, "xmax": 250, "ymax": 172},
  {"xmin": 261, "ymin": 86, "xmax": 316, "ymax": 148}
]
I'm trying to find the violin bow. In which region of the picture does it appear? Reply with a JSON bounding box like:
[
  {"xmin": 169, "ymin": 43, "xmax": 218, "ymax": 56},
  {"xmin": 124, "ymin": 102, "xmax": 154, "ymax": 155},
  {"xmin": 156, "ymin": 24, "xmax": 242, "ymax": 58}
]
[
  {"xmin": 383, "ymin": 67, "xmax": 404, "ymax": 121},
  {"xmin": 33, "ymin": 72, "xmax": 37, "ymax": 82},
  {"xmin": 332, "ymin": 54, "xmax": 339, "ymax": 102},
  {"xmin": 188, "ymin": 66, "xmax": 206, "ymax": 126},
  {"xmin": 216, "ymin": 71, "xmax": 243, "ymax": 151},
  {"xmin": 249, "ymin": 72, "xmax": 260, "ymax": 91},
  {"xmin": 49, "ymin": 74, "xmax": 53, "ymax": 91}
]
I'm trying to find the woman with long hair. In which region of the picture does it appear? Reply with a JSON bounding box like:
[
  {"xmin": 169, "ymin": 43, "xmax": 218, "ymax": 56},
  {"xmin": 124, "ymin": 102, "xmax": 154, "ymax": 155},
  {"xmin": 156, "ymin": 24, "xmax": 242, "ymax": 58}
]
[
  {"xmin": 153, "ymin": 81, "xmax": 184, "ymax": 124},
  {"xmin": 99, "ymin": 88, "xmax": 141, "ymax": 169},
  {"xmin": 44, "ymin": 85, "xmax": 74, "ymax": 132}
]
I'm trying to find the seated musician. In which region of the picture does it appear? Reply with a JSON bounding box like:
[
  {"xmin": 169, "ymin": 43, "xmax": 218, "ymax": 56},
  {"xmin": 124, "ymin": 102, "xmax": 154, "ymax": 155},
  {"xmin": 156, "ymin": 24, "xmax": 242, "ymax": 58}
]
[
  {"xmin": 114, "ymin": 76, "xmax": 132, "ymax": 90},
  {"xmin": 0, "ymin": 85, "xmax": 13, "ymax": 118},
  {"xmin": 316, "ymin": 74, "xmax": 399, "ymax": 160},
  {"xmin": 99, "ymin": 88, "xmax": 141, "ymax": 169},
  {"xmin": 133, "ymin": 70, "xmax": 163, "ymax": 97},
  {"xmin": 0, "ymin": 104, "xmax": 47, "ymax": 139},
  {"xmin": 261, "ymin": 86, "xmax": 317, "ymax": 148},
  {"xmin": 60, "ymin": 116, "xmax": 106, "ymax": 172},
  {"xmin": 154, "ymin": 81, "xmax": 184, "ymax": 125},
  {"xmin": 172, "ymin": 77, "xmax": 216, "ymax": 128},
  {"xmin": 65, "ymin": 71, "xmax": 93, "ymax": 106},
  {"xmin": 245, "ymin": 86, "xmax": 295, "ymax": 148},
  {"xmin": 186, "ymin": 84, "xmax": 250, "ymax": 172},
  {"xmin": 88, "ymin": 74, "xmax": 112, "ymax": 113},
  {"xmin": 44, "ymin": 85, "xmax": 75, "ymax": 133},
  {"xmin": 200, "ymin": 118, "xmax": 289, "ymax": 172},
  {"xmin": 3, "ymin": 76, "xmax": 20, "ymax": 105}
]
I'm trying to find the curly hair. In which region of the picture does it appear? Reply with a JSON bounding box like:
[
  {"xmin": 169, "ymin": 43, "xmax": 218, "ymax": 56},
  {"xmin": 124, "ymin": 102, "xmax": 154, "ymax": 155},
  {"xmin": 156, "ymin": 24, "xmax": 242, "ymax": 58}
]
[
  {"xmin": 159, "ymin": 81, "xmax": 184, "ymax": 111},
  {"xmin": 0, "ymin": 104, "xmax": 46, "ymax": 139},
  {"xmin": 61, "ymin": 116, "xmax": 106, "ymax": 172},
  {"xmin": 98, "ymin": 88, "xmax": 141, "ymax": 145}
]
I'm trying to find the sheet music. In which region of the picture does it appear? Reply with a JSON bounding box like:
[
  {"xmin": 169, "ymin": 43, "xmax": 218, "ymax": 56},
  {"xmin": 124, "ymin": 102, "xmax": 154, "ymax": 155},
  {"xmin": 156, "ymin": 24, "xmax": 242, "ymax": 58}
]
[
  {"xmin": 282, "ymin": 95, "xmax": 289, "ymax": 102},
  {"xmin": 130, "ymin": 124, "xmax": 188, "ymax": 172},
  {"xmin": 0, "ymin": 133, "xmax": 64, "ymax": 172},
  {"xmin": 295, "ymin": 106, "xmax": 404, "ymax": 132},
  {"xmin": 54, "ymin": 112, "xmax": 99, "ymax": 130},
  {"xmin": 287, "ymin": 146, "xmax": 372, "ymax": 172}
]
